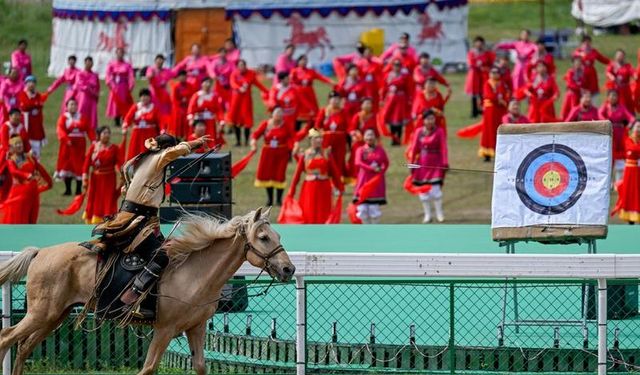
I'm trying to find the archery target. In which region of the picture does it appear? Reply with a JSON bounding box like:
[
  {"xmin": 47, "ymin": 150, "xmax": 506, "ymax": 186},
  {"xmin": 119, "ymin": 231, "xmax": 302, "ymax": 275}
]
[
  {"xmin": 492, "ymin": 129, "xmax": 612, "ymax": 229},
  {"xmin": 515, "ymin": 144, "xmax": 587, "ymax": 215}
]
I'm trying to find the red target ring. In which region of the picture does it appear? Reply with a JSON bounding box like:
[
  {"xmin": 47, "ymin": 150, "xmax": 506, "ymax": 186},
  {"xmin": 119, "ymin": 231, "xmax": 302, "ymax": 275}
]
[{"xmin": 533, "ymin": 162, "xmax": 569, "ymax": 198}]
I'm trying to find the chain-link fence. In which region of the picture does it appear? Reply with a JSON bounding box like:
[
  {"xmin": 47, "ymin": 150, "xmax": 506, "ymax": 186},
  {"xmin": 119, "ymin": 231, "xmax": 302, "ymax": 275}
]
[{"xmin": 4, "ymin": 278, "xmax": 640, "ymax": 374}]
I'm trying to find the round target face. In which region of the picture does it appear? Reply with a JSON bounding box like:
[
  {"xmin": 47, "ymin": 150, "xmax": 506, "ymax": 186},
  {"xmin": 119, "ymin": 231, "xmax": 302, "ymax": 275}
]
[{"xmin": 515, "ymin": 144, "xmax": 587, "ymax": 215}]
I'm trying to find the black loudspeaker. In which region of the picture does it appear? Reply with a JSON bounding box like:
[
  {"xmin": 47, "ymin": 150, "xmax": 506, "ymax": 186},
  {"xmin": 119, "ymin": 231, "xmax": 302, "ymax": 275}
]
[
  {"xmin": 159, "ymin": 204, "xmax": 232, "ymax": 223},
  {"xmin": 167, "ymin": 153, "xmax": 231, "ymax": 179},
  {"xmin": 169, "ymin": 180, "xmax": 232, "ymax": 204}
]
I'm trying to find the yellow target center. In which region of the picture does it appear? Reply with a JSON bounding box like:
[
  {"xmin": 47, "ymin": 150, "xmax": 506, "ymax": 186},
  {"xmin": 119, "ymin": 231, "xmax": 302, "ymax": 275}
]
[{"xmin": 542, "ymin": 170, "xmax": 562, "ymax": 190}]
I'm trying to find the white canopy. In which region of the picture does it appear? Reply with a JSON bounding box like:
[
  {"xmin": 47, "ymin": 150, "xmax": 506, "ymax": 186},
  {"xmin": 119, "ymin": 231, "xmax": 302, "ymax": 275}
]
[{"xmin": 571, "ymin": 0, "xmax": 640, "ymax": 27}]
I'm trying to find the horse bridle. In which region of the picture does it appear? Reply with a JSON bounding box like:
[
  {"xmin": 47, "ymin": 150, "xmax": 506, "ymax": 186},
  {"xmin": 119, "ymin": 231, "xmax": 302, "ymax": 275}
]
[{"xmin": 240, "ymin": 224, "xmax": 285, "ymax": 278}]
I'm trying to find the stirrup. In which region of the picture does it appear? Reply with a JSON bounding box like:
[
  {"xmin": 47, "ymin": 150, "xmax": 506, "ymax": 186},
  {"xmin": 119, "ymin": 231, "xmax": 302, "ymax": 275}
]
[{"xmin": 129, "ymin": 305, "xmax": 154, "ymax": 320}]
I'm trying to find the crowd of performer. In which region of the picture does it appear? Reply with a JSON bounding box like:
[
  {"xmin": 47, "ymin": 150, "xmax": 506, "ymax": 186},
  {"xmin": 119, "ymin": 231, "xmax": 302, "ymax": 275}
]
[{"xmin": 0, "ymin": 30, "xmax": 639, "ymax": 225}]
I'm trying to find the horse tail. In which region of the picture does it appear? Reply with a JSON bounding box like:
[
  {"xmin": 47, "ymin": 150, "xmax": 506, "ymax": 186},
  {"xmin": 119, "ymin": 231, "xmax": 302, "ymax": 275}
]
[{"xmin": 0, "ymin": 247, "xmax": 40, "ymax": 285}]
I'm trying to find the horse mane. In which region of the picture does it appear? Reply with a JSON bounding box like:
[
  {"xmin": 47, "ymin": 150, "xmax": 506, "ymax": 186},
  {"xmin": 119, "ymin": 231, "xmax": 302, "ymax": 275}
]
[{"xmin": 166, "ymin": 210, "xmax": 266, "ymax": 262}]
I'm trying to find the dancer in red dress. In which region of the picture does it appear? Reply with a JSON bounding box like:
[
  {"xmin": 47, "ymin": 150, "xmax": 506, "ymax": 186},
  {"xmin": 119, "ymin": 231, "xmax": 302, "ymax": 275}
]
[
  {"xmin": 465, "ymin": 36, "xmax": 495, "ymax": 118},
  {"xmin": 174, "ymin": 43, "xmax": 209, "ymax": 87},
  {"xmin": 169, "ymin": 70, "xmax": 195, "ymax": 139},
  {"xmin": 353, "ymin": 129, "xmax": 388, "ymax": 224},
  {"xmin": 187, "ymin": 77, "xmax": 223, "ymax": 145},
  {"xmin": 348, "ymin": 98, "xmax": 378, "ymax": 177},
  {"xmin": 47, "ymin": 55, "xmax": 78, "ymax": 113},
  {"xmin": 0, "ymin": 136, "xmax": 52, "ymax": 224},
  {"xmin": 412, "ymin": 53, "xmax": 450, "ymax": 116},
  {"xmin": 105, "ymin": 48, "xmax": 135, "ymax": 127},
  {"xmin": 479, "ymin": 68, "xmax": 509, "ymax": 161},
  {"xmin": 356, "ymin": 47, "xmax": 383, "ymax": 112},
  {"xmin": 606, "ymin": 49, "xmax": 635, "ymax": 114},
  {"xmin": 290, "ymin": 55, "xmax": 333, "ymax": 130},
  {"xmin": 412, "ymin": 78, "xmax": 448, "ymax": 135},
  {"xmin": 565, "ymin": 92, "xmax": 600, "ymax": 122},
  {"xmin": 525, "ymin": 61, "xmax": 558, "ymax": 123},
  {"xmin": 55, "ymin": 98, "xmax": 94, "ymax": 196},
  {"xmin": 267, "ymin": 72, "xmax": 299, "ymax": 133},
  {"xmin": 250, "ymin": 108, "xmax": 292, "ymax": 206},
  {"xmin": 572, "ymin": 35, "xmax": 610, "ymax": 95},
  {"xmin": 0, "ymin": 109, "xmax": 31, "ymax": 203},
  {"xmin": 82, "ymin": 126, "xmax": 121, "ymax": 224},
  {"xmin": 187, "ymin": 120, "xmax": 216, "ymax": 153},
  {"xmin": 408, "ymin": 110, "xmax": 448, "ymax": 223},
  {"xmin": 17, "ymin": 75, "xmax": 47, "ymax": 158},
  {"xmin": 495, "ymin": 54, "xmax": 513, "ymax": 94},
  {"xmin": 599, "ymin": 90, "xmax": 635, "ymax": 183},
  {"xmin": 313, "ymin": 91, "xmax": 350, "ymax": 181},
  {"xmin": 146, "ymin": 54, "xmax": 175, "ymax": 131},
  {"xmin": 381, "ymin": 60, "xmax": 412, "ymax": 145},
  {"xmin": 123, "ymin": 89, "xmax": 161, "ymax": 160},
  {"xmin": 560, "ymin": 57, "xmax": 587, "ymax": 120},
  {"xmin": 501, "ymin": 100, "xmax": 530, "ymax": 124},
  {"xmin": 613, "ymin": 121, "xmax": 640, "ymax": 224},
  {"xmin": 288, "ymin": 129, "xmax": 344, "ymax": 224},
  {"xmin": 336, "ymin": 64, "xmax": 366, "ymax": 121},
  {"xmin": 227, "ymin": 59, "xmax": 269, "ymax": 146},
  {"xmin": 526, "ymin": 38, "xmax": 556, "ymax": 82}
]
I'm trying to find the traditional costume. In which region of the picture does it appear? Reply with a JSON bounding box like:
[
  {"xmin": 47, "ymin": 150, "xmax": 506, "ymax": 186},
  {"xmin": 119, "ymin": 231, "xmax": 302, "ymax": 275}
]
[
  {"xmin": 408, "ymin": 125, "xmax": 448, "ymax": 222},
  {"xmin": 572, "ymin": 46, "xmax": 610, "ymax": 94},
  {"xmin": 10, "ymin": 49, "xmax": 31, "ymax": 81},
  {"xmin": 123, "ymin": 103, "xmax": 161, "ymax": 160},
  {"xmin": 613, "ymin": 136, "xmax": 640, "ymax": 223},
  {"xmin": 145, "ymin": 66, "xmax": 174, "ymax": 129},
  {"xmin": 315, "ymin": 106, "xmax": 349, "ymax": 180},
  {"xmin": 560, "ymin": 67, "xmax": 587, "ymax": 120},
  {"xmin": 479, "ymin": 79, "xmax": 509, "ymax": 158},
  {"xmin": 105, "ymin": 59, "xmax": 135, "ymax": 121},
  {"xmin": 72, "ymin": 69, "xmax": 100, "ymax": 129},
  {"xmin": 464, "ymin": 48, "xmax": 495, "ymax": 116},
  {"xmin": 0, "ymin": 78, "xmax": 23, "ymax": 119},
  {"xmin": 501, "ymin": 112, "xmax": 530, "ymax": 124},
  {"xmin": 348, "ymin": 110, "xmax": 378, "ymax": 178},
  {"xmin": 336, "ymin": 76, "xmax": 366, "ymax": 121},
  {"xmin": 208, "ymin": 57, "xmax": 234, "ymax": 111},
  {"xmin": 267, "ymin": 83, "xmax": 299, "ymax": 133},
  {"xmin": 83, "ymin": 141, "xmax": 121, "ymax": 224},
  {"xmin": 253, "ymin": 119, "xmax": 292, "ymax": 205},
  {"xmin": 564, "ymin": 104, "xmax": 600, "ymax": 122},
  {"xmin": 47, "ymin": 65, "xmax": 78, "ymax": 113},
  {"xmin": 599, "ymin": 102, "xmax": 635, "ymax": 181},
  {"xmin": 55, "ymin": 111, "xmax": 93, "ymax": 182},
  {"xmin": 174, "ymin": 55, "xmax": 209, "ymax": 87},
  {"xmin": 496, "ymin": 40, "xmax": 536, "ymax": 90},
  {"xmin": 227, "ymin": 68, "xmax": 269, "ymax": 128},
  {"xmin": 187, "ymin": 89, "xmax": 222, "ymax": 144},
  {"xmin": 288, "ymin": 145, "xmax": 344, "ymax": 224},
  {"xmin": 1, "ymin": 144, "xmax": 52, "ymax": 224},
  {"xmin": 17, "ymin": 87, "xmax": 46, "ymax": 157},
  {"xmin": 606, "ymin": 61, "xmax": 635, "ymax": 113},
  {"xmin": 169, "ymin": 80, "xmax": 195, "ymax": 138},
  {"xmin": 526, "ymin": 73, "xmax": 558, "ymax": 123},
  {"xmin": 290, "ymin": 66, "xmax": 332, "ymax": 123},
  {"xmin": 353, "ymin": 143, "xmax": 388, "ymax": 224},
  {"xmin": 381, "ymin": 68, "xmax": 412, "ymax": 143}
]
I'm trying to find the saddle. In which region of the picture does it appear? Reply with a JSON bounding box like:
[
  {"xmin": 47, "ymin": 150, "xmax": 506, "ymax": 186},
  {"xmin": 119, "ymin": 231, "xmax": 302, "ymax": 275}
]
[{"xmin": 84, "ymin": 235, "xmax": 161, "ymax": 326}]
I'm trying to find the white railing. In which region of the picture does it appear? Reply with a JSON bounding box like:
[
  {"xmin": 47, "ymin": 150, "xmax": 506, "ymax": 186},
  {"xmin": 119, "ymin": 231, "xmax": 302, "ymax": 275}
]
[{"xmin": 3, "ymin": 251, "xmax": 640, "ymax": 375}]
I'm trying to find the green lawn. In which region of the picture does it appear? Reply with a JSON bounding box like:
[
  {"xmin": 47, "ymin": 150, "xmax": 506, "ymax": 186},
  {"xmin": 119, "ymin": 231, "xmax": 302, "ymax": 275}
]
[{"xmin": 0, "ymin": 0, "xmax": 632, "ymax": 223}]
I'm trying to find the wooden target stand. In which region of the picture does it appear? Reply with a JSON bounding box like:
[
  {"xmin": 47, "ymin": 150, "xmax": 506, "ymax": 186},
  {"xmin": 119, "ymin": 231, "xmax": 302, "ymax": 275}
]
[{"xmin": 495, "ymin": 233, "xmax": 603, "ymax": 347}]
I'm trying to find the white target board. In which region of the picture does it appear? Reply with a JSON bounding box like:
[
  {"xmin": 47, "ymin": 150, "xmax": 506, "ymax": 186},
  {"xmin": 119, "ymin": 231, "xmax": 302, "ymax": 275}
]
[{"xmin": 491, "ymin": 122, "xmax": 612, "ymax": 242}]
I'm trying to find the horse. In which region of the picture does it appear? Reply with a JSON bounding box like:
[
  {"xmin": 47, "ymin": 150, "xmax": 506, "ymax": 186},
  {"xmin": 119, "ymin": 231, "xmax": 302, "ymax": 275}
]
[
  {"xmin": 0, "ymin": 207, "xmax": 295, "ymax": 375},
  {"xmin": 284, "ymin": 16, "xmax": 334, "ymax": 60}
]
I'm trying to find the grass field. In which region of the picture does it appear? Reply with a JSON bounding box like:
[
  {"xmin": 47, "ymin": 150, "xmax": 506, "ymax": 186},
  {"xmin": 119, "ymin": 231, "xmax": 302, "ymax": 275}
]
[{"xmin": 0, "ymin": 0, "xmax": 635, "ymax": 224}]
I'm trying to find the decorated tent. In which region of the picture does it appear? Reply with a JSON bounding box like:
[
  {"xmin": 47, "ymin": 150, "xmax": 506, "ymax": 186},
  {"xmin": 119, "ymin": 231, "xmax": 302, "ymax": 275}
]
[
  {"xmin": 48, "ymin": 0, "xmax": 231, "ymax": 78},
  {"xmin": 571, "ymin": 0, "xmax": 640, "ymax": 27},
  {"xmin": 226, "ymin": 0, "xmax": 468, "ymax": 68}
]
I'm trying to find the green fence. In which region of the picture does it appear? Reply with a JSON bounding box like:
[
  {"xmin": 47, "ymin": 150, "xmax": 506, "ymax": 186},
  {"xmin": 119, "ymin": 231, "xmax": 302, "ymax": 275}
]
[{"xmin": 5, "ymin": 278, "xmax": 640, "ymax": 374}]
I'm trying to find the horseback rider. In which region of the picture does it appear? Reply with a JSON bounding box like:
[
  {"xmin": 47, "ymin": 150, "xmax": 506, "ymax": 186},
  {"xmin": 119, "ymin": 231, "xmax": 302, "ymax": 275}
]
[{"xmin": 91, "ymin": 133, "xmax": 210, "ymax": 318}]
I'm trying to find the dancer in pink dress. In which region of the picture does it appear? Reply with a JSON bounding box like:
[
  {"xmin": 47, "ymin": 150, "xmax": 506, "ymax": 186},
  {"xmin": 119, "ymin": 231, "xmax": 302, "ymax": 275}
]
[
  {"xmin": 105, "ymin": 48, "xmax": 135, "ymax": 127},
  {"xmin": 46, "ymin": 55, "xmax": 79, "ymax": 113}
]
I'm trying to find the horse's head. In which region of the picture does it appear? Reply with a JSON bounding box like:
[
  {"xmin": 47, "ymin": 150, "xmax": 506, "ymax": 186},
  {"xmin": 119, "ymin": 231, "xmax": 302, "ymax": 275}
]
[{"xmin": 243, "ymin": 207, "xmax": 295, "ymax": 282}]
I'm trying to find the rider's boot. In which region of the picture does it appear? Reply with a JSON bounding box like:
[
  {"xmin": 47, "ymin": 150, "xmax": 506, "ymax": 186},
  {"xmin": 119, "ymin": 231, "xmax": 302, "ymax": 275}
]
[{"xmin": 120, "ymin": 248, "xmax": 169, "ymax": 319}]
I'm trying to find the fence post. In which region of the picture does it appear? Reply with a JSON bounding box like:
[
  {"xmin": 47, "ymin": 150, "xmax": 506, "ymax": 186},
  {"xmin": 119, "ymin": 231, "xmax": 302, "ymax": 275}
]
[
  {"xmin": 449, "ymin": 283, "xmax": 455, "ymax": 374},
  {"xmin": 296, "ymin": 276, "xmax": 306, "ymax": 375},
  {"xmin": 2, "ymin": 282, "xmax": 11, "ymax": 375},
  {"xmin": 597, "ymin": 278, "xmax": 607, "ymax": 375}
]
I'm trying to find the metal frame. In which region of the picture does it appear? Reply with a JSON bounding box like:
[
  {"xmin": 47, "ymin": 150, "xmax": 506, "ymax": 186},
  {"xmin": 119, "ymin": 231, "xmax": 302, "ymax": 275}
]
[
  {"xmin": 0, "ymin": 251, "xmax": 631, "ymax": 375},
  {"xmin": 498, "ymin": 240, "xmax": 598, "ymax": 345}
]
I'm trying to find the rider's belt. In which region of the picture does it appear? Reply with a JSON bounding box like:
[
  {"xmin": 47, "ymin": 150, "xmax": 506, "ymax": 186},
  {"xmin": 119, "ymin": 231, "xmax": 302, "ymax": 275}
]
[{"xmin": 121, "ymin": 200, "xmax": 159, "ymax": 218}]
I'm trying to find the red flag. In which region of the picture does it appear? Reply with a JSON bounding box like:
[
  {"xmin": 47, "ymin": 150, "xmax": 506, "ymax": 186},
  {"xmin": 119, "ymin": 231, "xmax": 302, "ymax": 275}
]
[
  {"xmin": 456, "ymin": 122, "xmax": 483, "ymax": 139},
  {"xmin": 231, "ymin": 150, "xmax": 256, "ymax": 178},
  {"xmin": 325, "ymin": 194, "xmax": 343, "ymax": 224},
  {"xmin": 56, "ymin": 194, "xmax": 85, "ymax": 216},
  {"xmin": 403, "ymin": 175, "xmax": 432, "ymax": 195}
]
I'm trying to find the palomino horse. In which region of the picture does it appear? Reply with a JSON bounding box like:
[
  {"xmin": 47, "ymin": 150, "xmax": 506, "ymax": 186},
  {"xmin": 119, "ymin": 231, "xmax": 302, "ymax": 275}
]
[{"xmin": 0, "ymin": 207, "xmax": 295, "ymax": 375}]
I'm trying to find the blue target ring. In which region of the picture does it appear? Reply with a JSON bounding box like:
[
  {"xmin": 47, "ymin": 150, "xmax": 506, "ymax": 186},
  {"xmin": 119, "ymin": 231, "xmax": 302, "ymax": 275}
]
[{"xmin": 515, "ymin": 144, "xmax": 587, "ymax": 215}]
